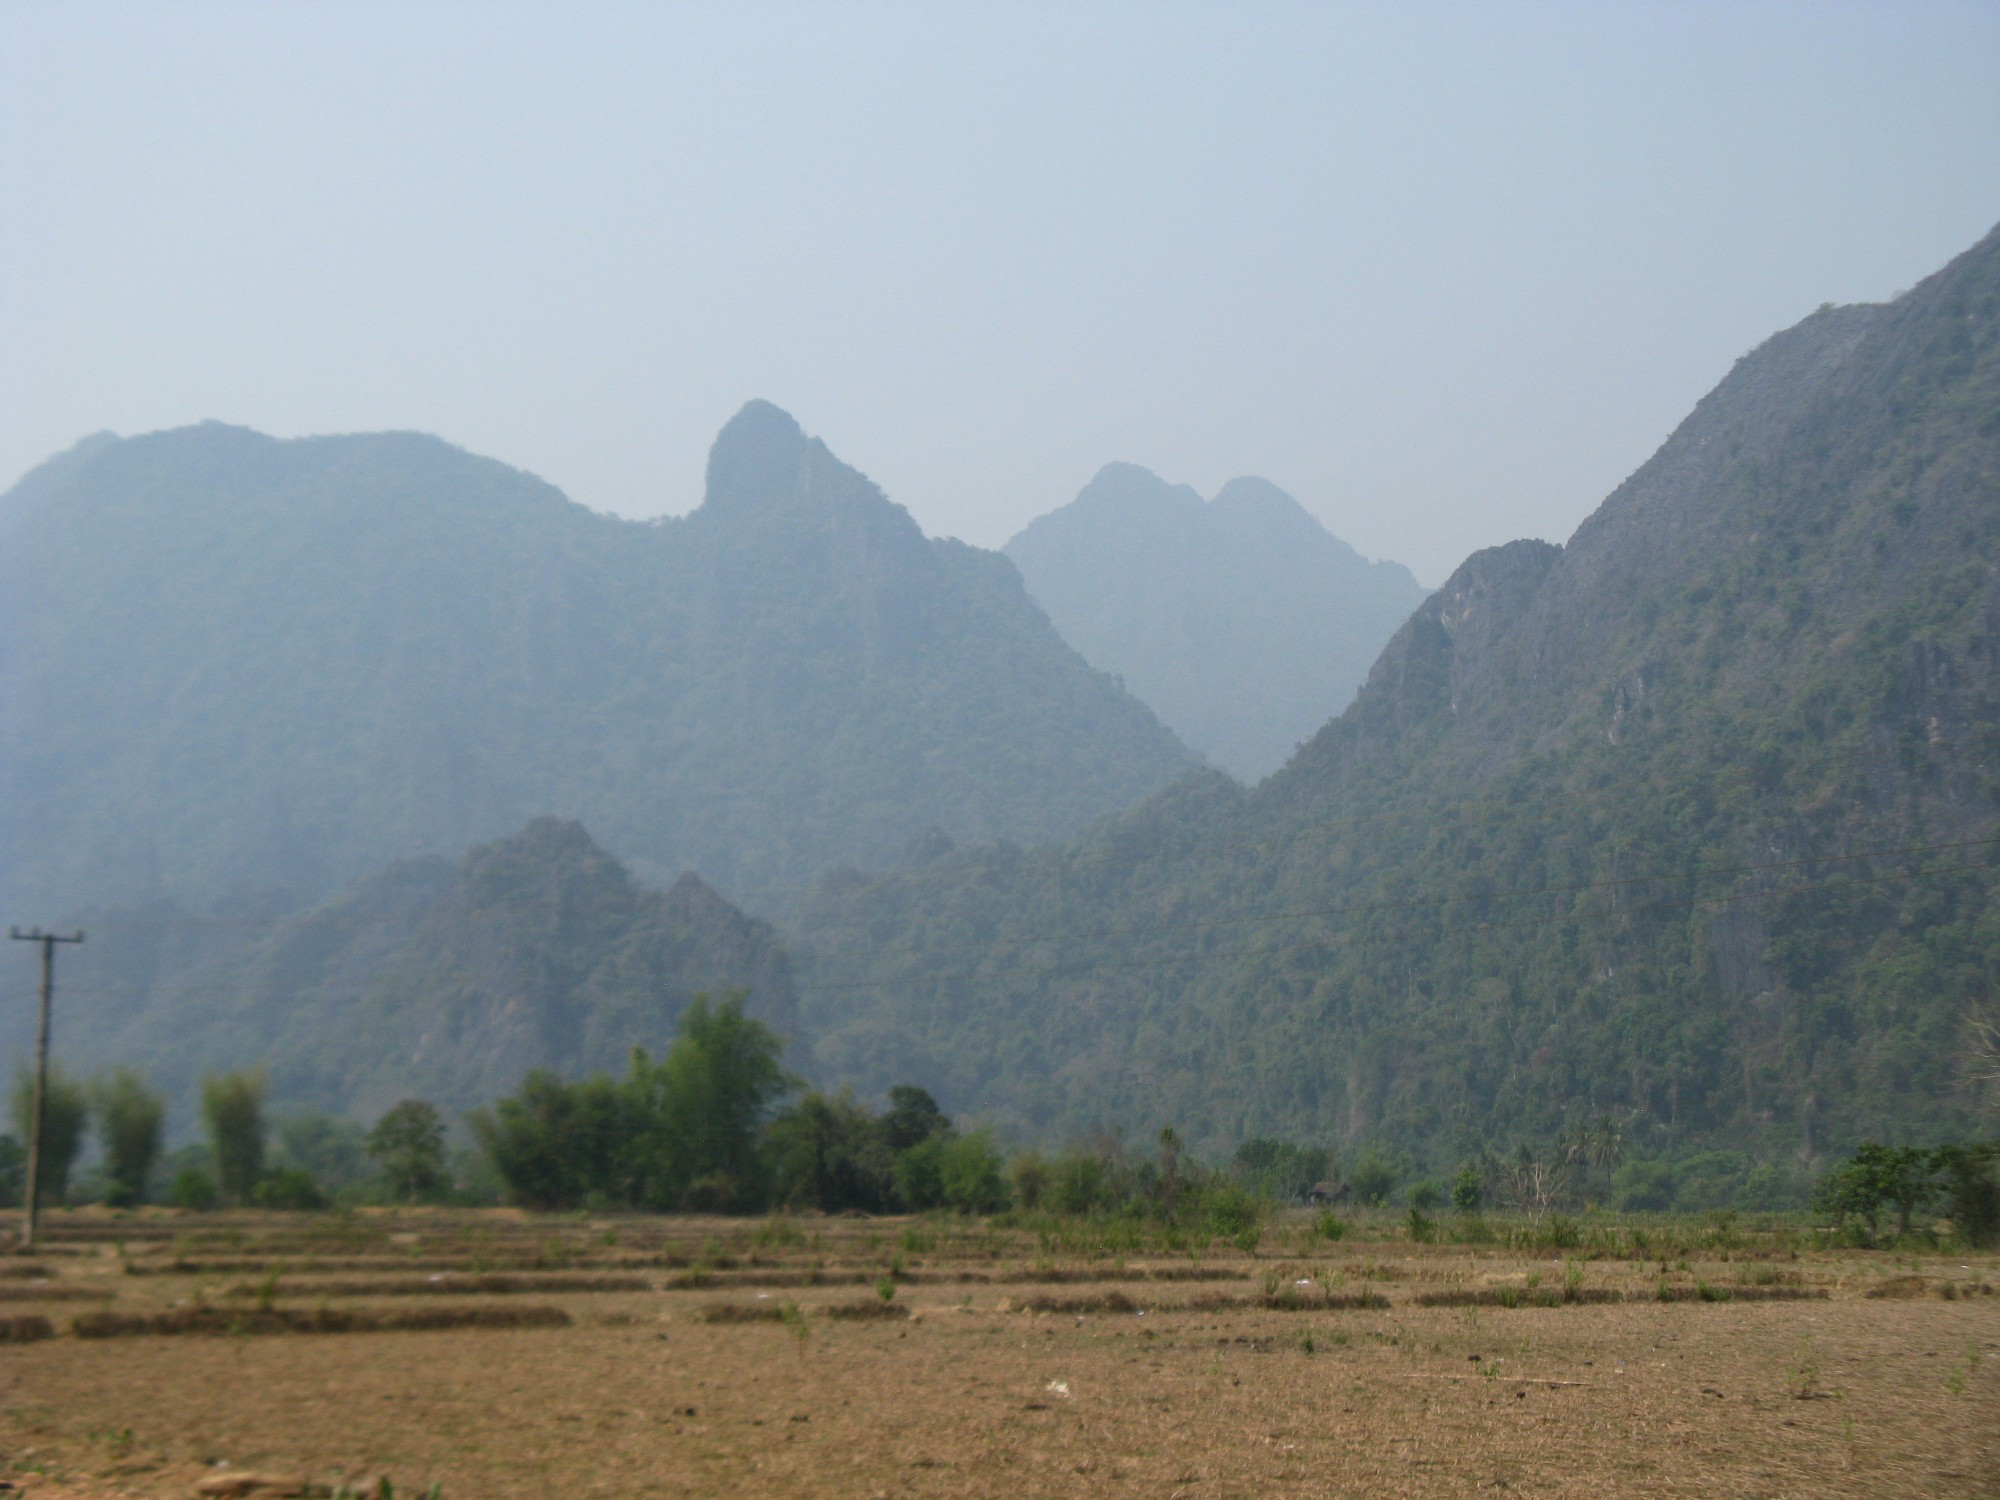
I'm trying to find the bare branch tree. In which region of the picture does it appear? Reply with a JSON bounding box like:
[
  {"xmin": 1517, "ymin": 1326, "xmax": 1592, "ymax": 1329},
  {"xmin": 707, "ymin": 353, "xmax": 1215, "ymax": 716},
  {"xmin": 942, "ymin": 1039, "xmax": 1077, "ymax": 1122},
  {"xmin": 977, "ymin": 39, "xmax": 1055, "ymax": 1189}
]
[
  {"xmin": 1501, "ymin": 1146, "xmax": 1571, "ymax": 1225},
  {"xmin": 1502, "ymin": 1117, "xmax": 1627, "ymax": 1223},
  {"xmin": 1967, "ymin": 995, "xmax": 2000, "ymax": 1092}
]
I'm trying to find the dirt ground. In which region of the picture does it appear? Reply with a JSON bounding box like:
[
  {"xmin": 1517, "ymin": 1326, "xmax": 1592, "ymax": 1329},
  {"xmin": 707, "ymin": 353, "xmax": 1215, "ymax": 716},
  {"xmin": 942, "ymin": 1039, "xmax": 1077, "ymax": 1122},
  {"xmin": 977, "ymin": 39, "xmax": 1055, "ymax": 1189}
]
[{"xmin": 1, "ymin": 1210, "xmax": 1995, "ymax": 1498}]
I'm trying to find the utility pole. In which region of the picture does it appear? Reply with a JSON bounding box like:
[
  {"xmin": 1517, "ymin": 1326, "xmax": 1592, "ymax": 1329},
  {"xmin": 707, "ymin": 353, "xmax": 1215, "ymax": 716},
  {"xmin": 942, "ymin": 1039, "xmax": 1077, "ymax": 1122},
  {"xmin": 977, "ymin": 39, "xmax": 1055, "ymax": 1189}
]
[{"xmin": 9, "ymin": 928, "xmax": 83, "ymax": 1248}]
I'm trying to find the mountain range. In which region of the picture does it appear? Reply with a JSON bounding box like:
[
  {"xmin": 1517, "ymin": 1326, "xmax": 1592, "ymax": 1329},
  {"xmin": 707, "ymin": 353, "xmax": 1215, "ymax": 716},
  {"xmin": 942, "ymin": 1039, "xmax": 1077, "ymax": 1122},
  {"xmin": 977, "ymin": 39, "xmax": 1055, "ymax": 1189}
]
[
  {"xmin": 791, "ymin": 223, "xmax": 2000, "ymax": 1172},
  {"xmin": 0, "ymin": 401, "xmax": 1194, "ymax": 916},
  {"xmin": 1005, "ymin": 465, "xmax": 1425, "ymax": 780},
  {"xmin": 5, "ymin": 223, "xmax": 1997, "ymax": 1176}
]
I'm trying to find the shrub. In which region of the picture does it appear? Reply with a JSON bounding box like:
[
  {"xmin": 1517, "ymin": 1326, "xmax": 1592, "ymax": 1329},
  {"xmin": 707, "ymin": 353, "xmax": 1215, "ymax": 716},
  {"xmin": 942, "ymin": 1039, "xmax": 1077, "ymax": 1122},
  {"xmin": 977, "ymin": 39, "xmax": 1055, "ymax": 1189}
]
[
  {"xmin": 682, "ymin": 1172, "xmax": 743, "ymax": 1214},
  {"xmin": 1408, "ymin": 1180, "xmax": 1442, "ymax": 1212},
  {"xmin": 1450, "ymin": 1166, "xmax": 1482, "ymax": 1213},
  {"xmin": 1733, "ymin": 1162, "xmax": 1791, "ymax": 1211},
  {"xmin": 0, "ymin": 1135, "xmax": 20, "ymax": 1209},
  {"xmin": 1202, "ymin": 1183, "xmax": 1261, "ymax": 1249},
  {"xmin": 1540, "ymin": 1214, "xmax": 1581, "ymax": 1249},
  {"xmin": 1233, "ymin": 1139, "xmax": 1333, "ymax": 1202},
  {"xmin": 1348, "ymin": 1154, "xmax": 1398, "ymax": 1207},
  {"xmin": 169, "ymin": 1167, "xmax": 218, "ymax": 1211},
  {"xmin": 1047, "ymin": 1152, "xmax": 1114, "ymax": 1216},
  {"xmin": 1449, "ymin": 1214, "xmax": 1495, "ymax": 1245},
  {"xmin": 251, "ymin": 1166, "xmax": 326, "ymax": 1211},
  {"xmin": 936, "ymin": 1131, "xmax": 1009, "ymax": 1214},
  {"xmin": 1009, "ymin": 1151, "xmax": 1050, "ymax": 1211},
  {"xmin": 276, "ymin": 1112, "xmax": 370, "ymax": 1194}
]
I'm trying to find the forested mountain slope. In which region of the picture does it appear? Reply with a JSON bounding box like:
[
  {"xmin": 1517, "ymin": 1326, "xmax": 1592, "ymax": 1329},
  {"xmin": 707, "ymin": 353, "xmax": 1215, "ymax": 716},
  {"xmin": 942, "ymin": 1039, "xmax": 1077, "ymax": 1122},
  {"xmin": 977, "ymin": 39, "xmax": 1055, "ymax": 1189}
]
[
  {"xmin": 793, "ymin": 224, "xmax": 2000, "ymax": 1177},
  {"xmin": 1005, "ymin": 465, "xmax": 1425, "ymax": 780},
  {"xmin": 11, "ymin": 819, "xmax": 798, "ymax": 1124},
  {"xmin": 0, "ymin": 402, "xmax": 1192, "ymax": 916}
]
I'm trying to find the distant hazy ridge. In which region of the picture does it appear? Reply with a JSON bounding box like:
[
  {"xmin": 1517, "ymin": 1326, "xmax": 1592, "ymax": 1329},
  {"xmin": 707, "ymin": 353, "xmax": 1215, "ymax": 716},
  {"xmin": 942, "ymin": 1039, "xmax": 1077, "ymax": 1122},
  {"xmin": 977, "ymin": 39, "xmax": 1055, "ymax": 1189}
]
[
  {"xmin": 0, "ymin": 402, "xmax": 1194, "ymax": 916},
  {"xmin": 1006, "ymin": 466, "xmax": 1425, "ymax": 781}
]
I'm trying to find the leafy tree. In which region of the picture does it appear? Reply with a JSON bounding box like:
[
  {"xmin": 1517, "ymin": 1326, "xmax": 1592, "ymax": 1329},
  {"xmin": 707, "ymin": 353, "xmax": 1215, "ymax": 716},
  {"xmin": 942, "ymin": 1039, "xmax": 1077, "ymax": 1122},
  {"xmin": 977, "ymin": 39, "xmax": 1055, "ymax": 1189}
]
[
  {"xmin": 624, "ymin": 991, "xmax": 789, "ymax": 1210},
  {"xmin": 766, "ymin": 1090, "xmax": 891, "ymax": 1213},
  {"xmin": 9, "ymin": 1063, "xmax": 88, "ymax": 1204},
  {"xmin": 472, "ymin": 1071, "xmax": 631, "ymax": 1211},
  {"xmin": 93, "ymin": 1068, "xmax": 164, "ymax": 1207},
  {"xmin": 200, "ymin": 1071, "xmax": 267, "ymax": 1204},
  {"xmin": 1816, "ymin": 1144, "xmax": 1920, "ymax": 1240},
  {"xmin": 1874, "ymin": 1145, "xmax": 1935, "ymax": 1236},
  {"xmin": 1813, "ymin": 1142, "xmax": 1933, "ymax": 1239},
  {"xmin": 881, "ymin": 1085, "xmax": 950, "ymax": 1154},
  {"xmin": 366, "ymin": 1099, "xmax": 450, "ymax": 1202},
  {"xmin": 475, "ymin": 993, "xmax": 791, "ymax": 1212},
  {"xmin": 1931, "ymin": 1142, "xmax": 1999, "ymax": 1247},
  {"xmin": 892, "ymin": 1134, "xmax": 949, "ymax": 1211}
]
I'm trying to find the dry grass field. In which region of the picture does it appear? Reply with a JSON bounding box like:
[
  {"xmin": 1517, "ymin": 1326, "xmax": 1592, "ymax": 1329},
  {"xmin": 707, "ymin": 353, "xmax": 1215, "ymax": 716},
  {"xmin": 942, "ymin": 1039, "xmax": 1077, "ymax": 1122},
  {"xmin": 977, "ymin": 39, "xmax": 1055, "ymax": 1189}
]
[{"xmin": 0, "ymin": 1208, "xmax": 1995, "ymax": 1498}]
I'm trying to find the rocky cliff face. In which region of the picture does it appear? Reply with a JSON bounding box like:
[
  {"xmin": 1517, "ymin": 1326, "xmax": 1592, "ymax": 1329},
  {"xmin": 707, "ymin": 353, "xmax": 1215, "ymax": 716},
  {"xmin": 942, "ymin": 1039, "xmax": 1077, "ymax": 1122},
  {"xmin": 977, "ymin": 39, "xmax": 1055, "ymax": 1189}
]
[{"xmin": 793, "ymin": 223, "xmax": 2000, "ymax": 1165}]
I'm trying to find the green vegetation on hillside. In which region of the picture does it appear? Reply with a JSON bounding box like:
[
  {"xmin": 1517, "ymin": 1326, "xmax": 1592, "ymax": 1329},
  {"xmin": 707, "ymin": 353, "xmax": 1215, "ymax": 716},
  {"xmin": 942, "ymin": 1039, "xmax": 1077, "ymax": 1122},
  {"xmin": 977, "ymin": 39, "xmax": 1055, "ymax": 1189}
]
[
  {"xmin": 12, "ymin": 819, "xmax": 801, "ymax": 1124},
  {"xmin": 791, "ymin": 224, "xmax": 2000, "ymax": 1176}
]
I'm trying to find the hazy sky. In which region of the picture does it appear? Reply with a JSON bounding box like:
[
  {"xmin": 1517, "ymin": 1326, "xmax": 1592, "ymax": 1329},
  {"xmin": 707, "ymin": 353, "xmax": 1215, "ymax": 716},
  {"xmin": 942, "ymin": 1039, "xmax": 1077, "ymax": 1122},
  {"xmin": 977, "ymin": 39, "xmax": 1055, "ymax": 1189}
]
[{"xmin": 4, "ymin": 3, "xmax": 1997, "ymax": 583}]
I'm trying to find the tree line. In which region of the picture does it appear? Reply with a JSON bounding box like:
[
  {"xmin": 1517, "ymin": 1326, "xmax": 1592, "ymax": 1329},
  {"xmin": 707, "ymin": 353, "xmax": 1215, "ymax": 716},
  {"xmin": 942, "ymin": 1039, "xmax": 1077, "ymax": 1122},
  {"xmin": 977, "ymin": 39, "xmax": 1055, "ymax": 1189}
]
[
  {"xmin": 7, "ymin": 991, "xmax": 1994, "ymax": 1250},
  {"xmin": 0, "ymin": 1061, "xmax": 453, "ymax": 1212},
  {"xmin": 1812, "ymin": 1140, "xmax": 2000, "ymax": 1246}
]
